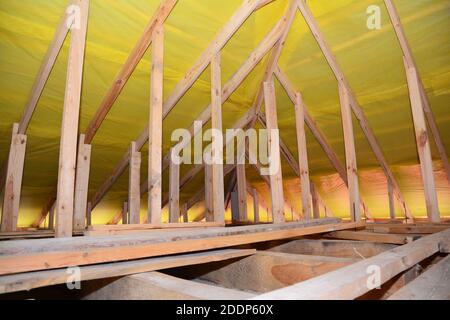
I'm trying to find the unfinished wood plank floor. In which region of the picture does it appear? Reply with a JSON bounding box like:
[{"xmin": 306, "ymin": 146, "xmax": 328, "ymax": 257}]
[{"xmin": 0, "ymin": 219, "xmax": 363, "ymax": 275}]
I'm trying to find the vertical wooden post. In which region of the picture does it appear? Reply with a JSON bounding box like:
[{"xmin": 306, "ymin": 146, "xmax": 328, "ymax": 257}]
[
  {"xmin": 169, "ymin": 148, "xmax": 180, "ymax": 223},
  {"xmin": 236, "ymin": 164, "xmax": 247, "ymax": 222},
  {"xmin": 1, "ymin": 123, "xmax": 27, "ymax": 232},
  {"xmin": 86, "ymin": 202, "xmax": 92, "ymax": 227},
  {"xmin": 204, "ymin": 163, "xmax": 214, "ymax": 222},
  {"xmin": 310, "ymin": 182, "xmax": 320, "ymax": 219},
  {"xmin": 404, "ymin": 59, "xmax": 440, "ymax": 222},
  {"xmin": 294, "ymin": 93, "xmax": 312, "ymax": 219},
  {"xmin": 263, "ymin": 80, "xmax": 285, "ymax": 223},
  {"xmin": 48, "ymin": 203, "xmax": 55, "ymax": 230},
  {"xmin": 122, "ymin": 202, "xmax": 128, "ymax": 225},
  {"xmin": 252, "ymin": 188, "xmax": 260, "ymax": 224},
  {"xmin": 55, "ymin": 0, "xmax": 89, "ymax": 238},
  {"xmin": 388, "ymin": 180, "xmax": 396, "ymax": 220},
  {"xmin": 231, "ymin": 191, "xmax": 239, "ymax": 223},
  {"xmin": 148, "ymin": 25, "xmax": 164, "ymax": 224},
  {"xmin": 181, "ymin": 203, "xmax": 188, "ymax": 223},
  {"xmin": 129, "ymin": 142, "xmax": 141, "ymax": 224},
  {"xmin": 73, "ymin": 134, "xmax": 91, "ymax": 230},
  {"xmin": 338, "ymin": 83, "xmax": 361, "ymax": 222},
  {"xmin": 210, "ymin": 53, "xmax": 225, "ymax": 222}
]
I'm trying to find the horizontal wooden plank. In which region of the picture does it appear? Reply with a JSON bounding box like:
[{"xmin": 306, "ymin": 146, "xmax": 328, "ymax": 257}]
[
  {"xmin": 324, "ymin": 230, "xmax": 418, "ymax": 245},
  {"xmin": 251, "ymin": 228, "xmax": 450, "ymax": 300},
  {"xmin": 0, "ymin": 230, "xmax": 83, "ymax": 240},
  {"xmin": 365, "ymin": 224, "xmax": 449, "ymax": 234},
  {"xmin": 86, "ymin": 222, "xmax": 224, "ymax": 231},
  {"xmin": 0, "ymin": 219, "xmax": 364, "ymax": 275},
  {"xmin": 0, "ymin": 249, "xmax": 255, "ymax": 294}
]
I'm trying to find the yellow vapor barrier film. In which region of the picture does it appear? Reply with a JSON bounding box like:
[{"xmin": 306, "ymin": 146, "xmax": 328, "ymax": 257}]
[{"xmin": 0, "ymin": 0, "xmax": 448, "ymax": 228}]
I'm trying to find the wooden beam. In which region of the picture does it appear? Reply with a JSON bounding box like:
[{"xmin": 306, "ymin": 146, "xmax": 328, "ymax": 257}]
[
  {"xmin": 73, "ymin": 134, "xmax": 91, "ymax": 230},
  {"xmin": 253, "ymin": 228, "xmax": 450, "ymax": 299},
  {"xmin": 388, "ymin": 255, "xmax": 450, "ymax": 300},
  {"xmin": 252, "ymin": 188, "xmax": 260, "ymax": 223},
  {"xmin": 181, "ymin": 203, "xmax": 188, "ymax": 223},
  {"xmin": 148, "ymin": 25, "xmax": 164, "ymax": 224},
  {"xmin": 128, "ymin": 142, "xmax": 141, "ymax": 224},
  {"xmin": 231, "ymin": 191, "xmax": 239, "ymax": 223},
  {"xmin": 384, "ymin": 0, "xmax": 450, "ymax": 185},
  {"xmin": 17, "ymin": 3, "xmax": 71, "ymax": 134},
  {"xmin": 168, "ymin": 149, "xmax": 180, "ymax": 223},
  {"xmin": 236, "ymin": 164, "xmax": 248, "ymax": 222},
  {"xmin": 255, "ymin": 0, "xmax": 276, "ymax": 10},
  {"xmin": 366, "ymin": 223, "xmax": 449, "ymax": 235},
  {"xmin": 83, "ymin": 0, "xmax": 178, "ymax": 143},
  {"xmin": 55, "ymin": 0, "xmax": 89, "ymax": 238},
  {"xmin": 82, "ymin": 271, "xmax": 254, "ymax": 300},
  {"xmin": 0, "ymin": 219, "xmax": 361, "ymax": 275},
  {"xmin": 48, "ymin": 203, "xmax": 55, "ymax": 230},
  {"xmin": 122, "ymin": 202, "xmax": 128, "ymax": 225},
  {"xmin": 0, "ymin": 249, "xmax": 256, "ymax": 294},
  {"xmin": 204, "ymin": 162, "xmax": 214, "ymax": 222},
  {"xmin": 294, "ymin": 93, "xmax": 312, "ymax": 219},
  {"xmin": 338, "ymin": 83, "xmax": 361, "ymax": 222},
  {"xmin": 225, "ymin": 169, "xmax": 237, "ymax": 211},
  {"xmin": 404, "ymin": 60, "xmax": 440, "ymax": 222},
  {"xmin": 1, "ymin": 124, "xmax": 27, "ymax": 232},
  {"xmin": 296, "ymin": 0, "xmax": 413, "ymax": 222},
  {"xmin": 86, "ymin": 202, "xmax": 92, "ymax": 226},
  {"xmin": 210, "ymin": 53, "xmax": 225, "ymax": 222},
  {"xmin": 87, "ymin": 10, "xmax": 288, "ymax": 211},
  {"xmin": 263, "ymin": 80, "xmax": 285, "ymax": 223},
  {"xmin": 324, "ymin": 230, "xmax": 416, "ymax": 245},
  {"xmin": 310, "ymin": 182, "xmax": 320, "ymax": 219},
  {"xmin": 388, "ymin": 179, "xmax": 396, "ymax": 220},
  {"xmin": 87, "ymin": 222, "xmax": 224, "ymax": 232}
]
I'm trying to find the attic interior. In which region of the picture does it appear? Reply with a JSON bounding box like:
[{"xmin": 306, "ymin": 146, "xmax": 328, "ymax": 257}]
[{"xmin": 0, "ymin": 0, "xmax": 449, "ymax": 301}]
